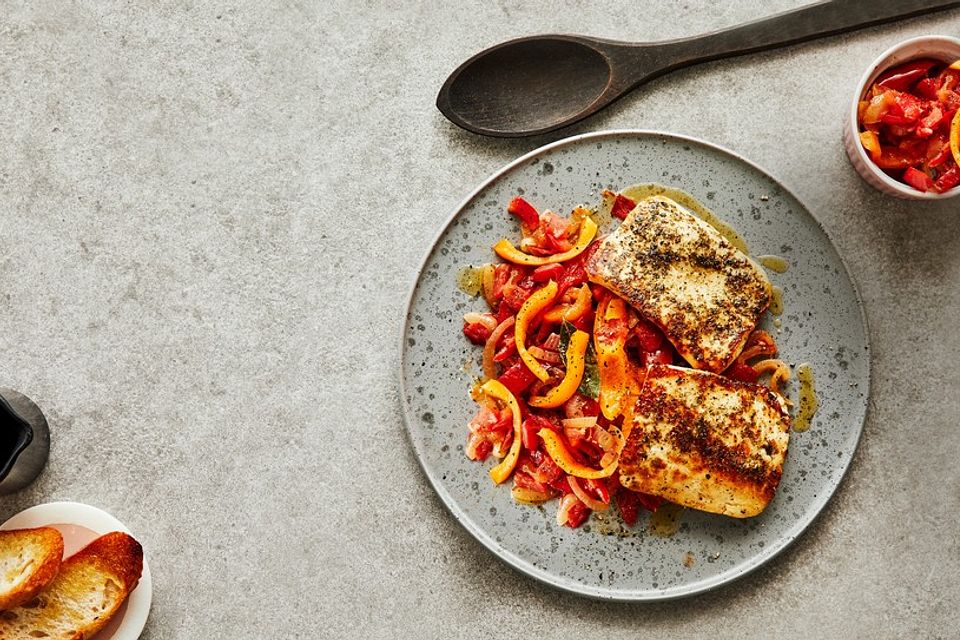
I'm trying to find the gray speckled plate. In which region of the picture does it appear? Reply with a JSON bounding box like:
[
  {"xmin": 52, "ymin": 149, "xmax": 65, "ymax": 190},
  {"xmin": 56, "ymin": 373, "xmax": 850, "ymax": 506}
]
[{"xmin": 399, "ymin": 130, "xmax": 869, "ymax": 601}]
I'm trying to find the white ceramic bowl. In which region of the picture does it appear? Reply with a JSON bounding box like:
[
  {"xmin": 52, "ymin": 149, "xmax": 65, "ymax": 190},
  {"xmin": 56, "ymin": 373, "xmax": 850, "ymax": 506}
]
[
  {"xmin": 843, "ymin": 35, "xmax": 960, "ymax": 200},
  {"xmin": 0, "ymin": 502, "xmax": 152, "ymax": 640}
]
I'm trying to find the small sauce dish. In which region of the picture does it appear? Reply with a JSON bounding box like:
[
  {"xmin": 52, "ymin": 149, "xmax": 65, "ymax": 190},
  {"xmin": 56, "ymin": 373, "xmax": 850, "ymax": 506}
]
[{"xmin": 843, "ymin": 35, "xmax": 960, "ymax": 200}]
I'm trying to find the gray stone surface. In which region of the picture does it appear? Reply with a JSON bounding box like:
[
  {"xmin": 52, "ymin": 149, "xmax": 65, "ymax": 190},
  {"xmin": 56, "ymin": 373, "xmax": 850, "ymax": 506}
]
[{"xmin": 0, "ymin": 1, "xmax": 957, "ymax": 638}]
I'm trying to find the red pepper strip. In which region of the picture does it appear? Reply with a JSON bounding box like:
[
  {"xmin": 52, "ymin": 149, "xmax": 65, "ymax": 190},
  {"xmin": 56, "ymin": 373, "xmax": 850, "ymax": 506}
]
[
  {"xmin": 584, "ymin": 478, "xmax": 611, "ymax": 504},
  {"xmin": 610, "ymin": 194, "xmax": 636, "ymax": 220},
  {"xmin": 556, "ymin": 241, "xmax": 600, "ymax": 296},
  {"xmin": 903, "ymin": 167, "xmax": 934, "ymax": 192},
  {"xmin": 531, "ymin": 263, "xmax": 563, "ymax": 282},
  {"xmin": 876, "ymin": 59, "xmax": 937, "ymax": 91},
  {"xmin": 929, "ymin": 141, "xmax": 953, "ymax": 168},
  {"xmin": 521, "ymin": 418, "xmax": 541, "ymax": 451},
  {"xmin": 507, "ymin": 196, "xmax": 539, "ymax": 230},
  {"xmin": 492, "ymin": 336, "xmax": 516, "ymax": 362}
]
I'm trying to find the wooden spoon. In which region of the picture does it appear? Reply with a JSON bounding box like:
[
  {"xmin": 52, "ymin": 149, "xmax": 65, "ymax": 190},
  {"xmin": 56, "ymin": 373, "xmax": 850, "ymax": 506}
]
[{"xmin": 437, "ymin": 0, "xmax": 960, "ymax": 137}]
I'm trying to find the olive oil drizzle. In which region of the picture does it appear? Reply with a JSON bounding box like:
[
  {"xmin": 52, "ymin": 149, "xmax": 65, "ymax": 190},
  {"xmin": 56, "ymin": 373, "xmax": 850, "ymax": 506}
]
[
  {"xmin": 456, "ymin": 266, "xmax": 484, "ymax": 297},
  {"xmin": 620, "ymin": 183, "xmax": 750, "ymax": 255},
  {"xmin": 758, "ymin": 255, "xmax": 789, "ymax": 273},
  {"xmin": 649, "ymin": 502, "xmax": 684, "ymax": 537},
  {"xmin": 770, "ymin": 286, "xmax": 784, "ymax": 316},
  {"xmin": 794, "ymin": 363, "xmax": 819, "ymax": 432}
]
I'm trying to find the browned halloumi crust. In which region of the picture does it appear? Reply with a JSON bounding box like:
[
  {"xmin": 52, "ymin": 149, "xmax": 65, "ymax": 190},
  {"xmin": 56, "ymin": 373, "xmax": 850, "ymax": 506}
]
[
  {"xmin": 585, "ymin": 195, "xmax": 771, "ymax": 372},
  {"xmin": 619, "ymin": 365, "xmax": 791, "ymax": 518}
]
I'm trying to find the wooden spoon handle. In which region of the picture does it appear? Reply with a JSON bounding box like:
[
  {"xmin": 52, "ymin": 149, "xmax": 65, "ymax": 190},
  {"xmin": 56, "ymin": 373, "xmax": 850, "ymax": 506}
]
[{"xmin": 654, "ymin": 0, "xmax": 960, "ymax": 70}]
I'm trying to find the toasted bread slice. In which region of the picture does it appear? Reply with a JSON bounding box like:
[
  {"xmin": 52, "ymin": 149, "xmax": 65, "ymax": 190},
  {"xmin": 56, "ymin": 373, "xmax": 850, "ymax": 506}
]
[
  {"xmin": 619, "ymin": 365, "xmax": 791, "ymax": 518},
  {"xmin": 0, "ymin": 531, "xmax": 143, "ymax": 639},
  {"xmin": 0, "ymin": 527, "xmax": 63, "ymax": 610}
]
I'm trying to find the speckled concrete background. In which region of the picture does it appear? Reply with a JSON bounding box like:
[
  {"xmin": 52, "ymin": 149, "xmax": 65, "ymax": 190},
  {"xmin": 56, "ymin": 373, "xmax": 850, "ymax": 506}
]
[{"xmin": 0, "ymin": 1, "xmax": 957, "ymax": 638}]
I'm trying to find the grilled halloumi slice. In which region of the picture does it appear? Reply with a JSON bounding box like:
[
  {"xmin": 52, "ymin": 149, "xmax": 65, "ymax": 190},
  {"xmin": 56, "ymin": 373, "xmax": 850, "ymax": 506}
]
[
  {"xmin": 619, "ymin": 364, "xmax": 791, "ymax": 518},
  {"xmin": 585, "ymin": 195, "xmax": 771, "ymax": 372}
]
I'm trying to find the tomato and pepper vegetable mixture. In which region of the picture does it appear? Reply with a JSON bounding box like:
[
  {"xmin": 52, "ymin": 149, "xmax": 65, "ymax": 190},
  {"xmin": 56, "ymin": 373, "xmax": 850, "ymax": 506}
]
[
  {"xmin": 461, "ymin": 194, "xmax": 785, "ymax": 529},
  {"xmin": 858, "ymin": 57, "xmax": 960, "ymax": 194}
]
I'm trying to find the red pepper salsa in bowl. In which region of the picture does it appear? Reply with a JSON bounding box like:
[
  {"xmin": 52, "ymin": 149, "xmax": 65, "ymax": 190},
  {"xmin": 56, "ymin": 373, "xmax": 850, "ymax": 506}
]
[{"xmin": 846, "ymin": 36, "xmax": 960, "ymax": 199}]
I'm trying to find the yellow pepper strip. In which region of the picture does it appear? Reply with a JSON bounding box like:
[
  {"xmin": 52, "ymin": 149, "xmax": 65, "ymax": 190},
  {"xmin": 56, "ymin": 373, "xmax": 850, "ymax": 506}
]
[
  {"xmin": 515, "ymin": 280, "xmax": 559, "ymax": 382},
  {"xmin": 528, "ymin": 330, "xmax": 589, "ymax": 408},
  {"xmin": 481, "ymin": 379, "xmax": 523, "ymax": 485},
  {"xmin": 950, "ymin": 108, "xmax": 960, "ymax": 169},
  {"xmin": 538, "ymin": 429, "xmax": 618, "ymax": 479},
  {"xmin": 480, "ymin": 264, "xmax": 496, "ymax": 308},
  {"xmin": 542, "ymin": 284, "xmax": 592, "ymax": 323},
  {"xmin": 859, "ymin": 130, "xmax": 882, "ymax": 164},
  {"xmin": 494, "ymin": 216, "xmax": 598, "ymax": 266},
  {"xmin": 594, "ymin": 296, "xmax": 639, "ymax": 421},
  {"xmin": 511, "ymin": 486, "xmax": 552, "ymax": 505}
]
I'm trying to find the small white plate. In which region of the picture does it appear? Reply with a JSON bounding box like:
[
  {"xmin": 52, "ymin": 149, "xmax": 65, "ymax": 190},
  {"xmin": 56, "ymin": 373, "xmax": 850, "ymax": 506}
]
[{"xmin": 1, "ymin": 501, "xmax": 152, "ymax": 640}]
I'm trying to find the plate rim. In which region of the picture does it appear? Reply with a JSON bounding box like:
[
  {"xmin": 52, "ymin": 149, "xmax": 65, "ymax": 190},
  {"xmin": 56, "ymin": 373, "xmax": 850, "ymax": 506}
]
[
  {"xmin": 398, "ymin": 129, "xmax": 871, "ymax": 601},
  {"xmin": 0, "ymin": 500, "xmax": 153, "ymax": 638}
]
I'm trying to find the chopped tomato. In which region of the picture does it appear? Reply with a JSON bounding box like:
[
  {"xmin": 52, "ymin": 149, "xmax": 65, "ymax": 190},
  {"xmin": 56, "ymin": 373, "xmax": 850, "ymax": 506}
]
[
  {"xmin": 491, "ymin": 264, "xmax": 512, "ymax": 303},
  {"xmin": 531, "ymin": 263, "xmax": 563, "ymax": 282},
  {"xmin": 915, "ymin": 77, "xmax": 940, "ymax": 100},
  {"xmin": 726, "ymin": 361, "xmax": 760, "ymax": 383},
  {"xmin": 889, "ymin": 92, "xmax": 924, "ymax": 121},
  {"xmin": 462, "ymin": 320, "xmax": 492, "ymax": 345},
  {"xmin": 470, "ymin": 437, "xmax": 492, "ymax": 461},
  {"xmin": 548, "ymin": 474, "xmax": 572, "ymax": 494},
  {"xmin": 541, "ymin": 212, "xmax": 573, "ymax": 253},
  {"xmin": 637, "ymin": 493, "xmax": 664, "ymax": 513},
  {"xmin": 903, "ymin": 166, "xmax": 934, "ymax": 192},
  {"xmin": 564, "ymin": 500, "xmax": 590, "ymax": 528},
  {"xmin": 507, "ymin": 196, "xmax": 539, "ymax": 229},
  {"xmin": 556, "ymin": 241, "xmax": 599, "ymax": 295},
  {"xmin": 563, "ymin": 393, "xmax": 601, "ymax": 419},
  {"xmin": 634, "ymin": 318, "xmax": 665, "ymax": 351},
  {"xmin": 528, "ymin": 445, "xmax": 564, "ymax": 483},
  {"xmin": 501, "ymin": 272, "xmax": 536, "ymax": 312},
  {"xmin": 642, "ymin": 348, "xmax": 674, "ymax": 368},
  {"xmin": 610, "ymin": 194, "xmax": 637, "ymax": 220},
  {"xmin": 513, "ymin": 470, "xmax": 550, "ymax": 494},
  {"xmin": 615, "ymin": 489, "xmax": 640, "ymax": 526},
  {"xmin": 935, "ymin": 165, "xmax": 960, "ymax": 193},
  {"xmin": 497, "ymin": 360, "xmax": 537, "ymax": 395}
]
